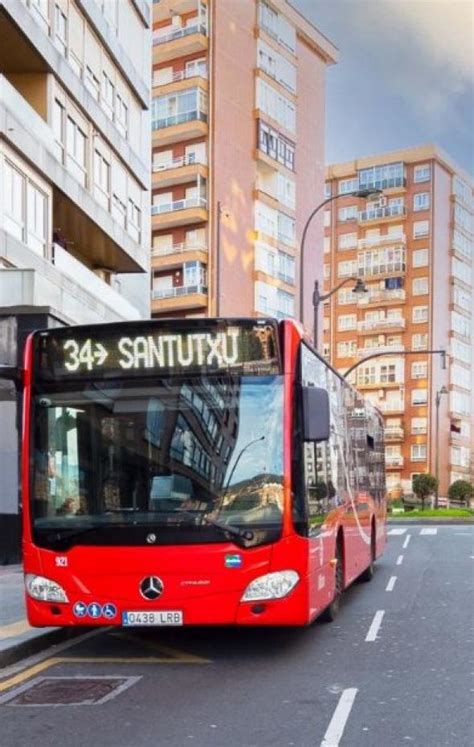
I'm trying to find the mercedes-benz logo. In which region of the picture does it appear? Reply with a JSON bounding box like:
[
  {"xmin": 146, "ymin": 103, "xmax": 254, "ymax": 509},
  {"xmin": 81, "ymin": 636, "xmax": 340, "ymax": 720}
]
[
  {"xmin": 139, "ymin": 576, "xmax": 164, "ymax": 601},
  {"xmin": 146, "ymin": 533, "xmax": 157, "ymax": 544}
]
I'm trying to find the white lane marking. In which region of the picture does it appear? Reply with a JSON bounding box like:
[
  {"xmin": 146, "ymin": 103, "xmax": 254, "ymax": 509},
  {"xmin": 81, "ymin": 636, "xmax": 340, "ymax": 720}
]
[
  {"xmin": 396, "ymin": 555, "xmax": 403, "ymax": 565},
  {"xmin": 420, "ymin": 528, "xmax": 437, "ymax": 535},
  {"xmin": 385, "ymin": 576, "xmax": 397, "ymax": 592},
  {"xmin": 402, "ymin": 535, "xmax": 411, "ymax": 549},
  {"xmin": 387, "ymin": 528, "xmax": 407, "ymax": 536},
  {"xmin": 365, "ymin": 610, "xmax": 385, "ymax": 642},
  {"xmin": 320, "ymin": 688, "xmax": 358, "ymax": 747}
]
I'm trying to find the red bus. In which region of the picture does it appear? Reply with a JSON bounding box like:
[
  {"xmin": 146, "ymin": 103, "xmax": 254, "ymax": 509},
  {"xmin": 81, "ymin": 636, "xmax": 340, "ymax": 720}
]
[{"xmin": 22, "ymin": 318, "xmax": 386, "ymax": 628}]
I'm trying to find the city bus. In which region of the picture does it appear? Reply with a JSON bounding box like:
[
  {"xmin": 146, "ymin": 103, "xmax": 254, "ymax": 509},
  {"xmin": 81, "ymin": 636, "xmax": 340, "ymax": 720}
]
[{"xmin": 22, "ymin": 318, "xmax": 386, "ymax": 628}]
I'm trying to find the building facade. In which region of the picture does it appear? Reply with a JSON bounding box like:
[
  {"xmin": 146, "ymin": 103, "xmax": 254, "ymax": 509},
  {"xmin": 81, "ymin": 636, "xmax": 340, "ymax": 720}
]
[
  {"xmin": 150, "ymin": 0, "xmax": 337, "ymax": 326},
  {"xmin": 0, "ymin": 0, "xmax": 151, "ymax": 561},
  {"xmin": 323, "ymin": 145, "xmax": 474, "ymax": 499}
]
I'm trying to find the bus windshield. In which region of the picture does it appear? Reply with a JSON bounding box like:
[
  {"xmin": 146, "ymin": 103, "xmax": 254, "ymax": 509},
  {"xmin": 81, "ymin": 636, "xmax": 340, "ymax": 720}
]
[{"xmin": 31, "ymin": 375, "xmax": 284, "ymax": 548}]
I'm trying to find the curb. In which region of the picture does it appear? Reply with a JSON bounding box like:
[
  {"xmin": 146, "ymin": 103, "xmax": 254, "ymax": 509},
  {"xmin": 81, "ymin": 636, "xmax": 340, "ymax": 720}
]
[
  {"xmin": 388, "ymin": 518, "xmax": 474, "ymax": 525},
  {"xmin": 0, "ymin": 627, "xmax": 84, "ymax": 669}
]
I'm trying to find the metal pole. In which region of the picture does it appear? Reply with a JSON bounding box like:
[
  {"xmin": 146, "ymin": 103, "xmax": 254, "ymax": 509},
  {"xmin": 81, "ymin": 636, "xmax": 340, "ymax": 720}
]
[
  {"xmin": 435, "ymin": 392, "xmax": 440, "ymax": 509},
  {"xmin": 312, "ymin": 280, "xmax": 320, "ymax": 349},
  {"xmin": 216, "ymin": 201, "xmax": 221, "ymax": 316}
]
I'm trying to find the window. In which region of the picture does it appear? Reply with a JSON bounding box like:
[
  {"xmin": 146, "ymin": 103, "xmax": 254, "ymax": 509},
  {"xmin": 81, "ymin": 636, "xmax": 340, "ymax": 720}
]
[
  {"xmin": 115, "ymin": 93, "xmax": 128, "ymax": 137},
  {"xmin": 451, "ymin": 311, "xmax": 470, "ymax": 339},
  {"xmin": 358, "ymin": 162, "xmax": 404, "ymax": 190},
  {"xmin": 338, "ymin": 233, "xmax": 357, "ymax": 250},
  {"xmin": 412, "ymin": 277, "xmax": 428, "ymax": 295},
  {"xmin": 112, "ymin": 194, "xmax": 126, "ymax": 228},
  {"xmin": 451, "ymin": 339, "xmax": 471, "ymax": 364},
  {"xmin": 412, "ymin": 306, "xmax": 428, "ymax": 323},
  {"xmin": 66, "ymin": 117, "xmax": 87, "ymax": 186},
  {"xmin": 451, "ymin": 445, "xmax": 470, "ymax": 468},
  {"xmin": 152, "ymin": 88, "xmax": 207, "ymax": 129},
  {"xmin": 323, "ymin": 237, "xmax": 330, "ymax": 254},
  {"xmin": 453, "ymin": 286, "xmax": 471, "ymax": 312},
  {"xmin": 358, "ymin": 247, "xmax": 406, "ymax": 276},
  {"xmin": 338, "ymin": 205, "xmax": 358, "ymax": 222},
  {"xmin": 452, "ymin": 258, "xmax": 471, "ymax": 284},
  {"xmin": 256, "ymin": 79, "xmax": 295, "ymax": 133},
  {"xmin": 412, "ymin": 333, "xmax": 428, "ymax": 351},
  {"xmin": 413, "ymin": 220, "xmax": 429, "ymax": 238},
  {"xmin": 102, "ymin": 72, "xmax": 115, "ymax": 118},
  {"xmin": 54, "ymin": 4, "xmax": 67, "ymax": 56},
  {"xmin": 93, "ymin": 150, "xmax": 110, "ymax": 208},
  {"xmin": 411, "ymin": 388, "xmax": 427, "ymax": 405},
  {"xmin": 411, "ymin": 444, "xmax": 427, "ymax": 462},
  {"xmin": 324, "ymin": 183, "xmax": 331, "ymax": 199},
  {"xmin": 26, "ymin": 182, "xmax": 47, "ymax": 255},
  {"xmin": 411, "ymin": 417, "xmax": 427, "ymax": 434},
  {"xmin": 52, "ymin": 99, "xmax": 65, "ymax": 160},
  {"xmin": 412, "ymin": 361, "xmax": 427, "ymax": 379},
  {"xmin": 85, "ymin": 67, "xmax": 100, "ymax": 101},
  {"xmin": 277, "ymin": 212, "xmax": 295, "ymax": 245},
  {"xmin": 337, "ymin": 260, "xmax": 357, "ymax": 278},
  {"xmin": 451, "ymin": 365, "xmax": 470, "ymax": 390},
  {"xmin": 454, "ymin": 203, "xmax": 472, "ymax": 233},
  {"xmin": 413, "ymin": 248, "xmax": 428, "ymax": 267},
  {"xmin": 337, "ymin": 314, "xmax": 357, "ymax": 331},
  {"xmin": 413, "ymin": 192, "xmax": 430, "ymax": 212},
  {"xmin": 4, "ymin": 160, "xmax": 25, "ymax": 241},
  {"xmin": 338, "ymin": 287, "xmax": 356, "ymax": 305},
  {"xmin": 414, "ymin": 164, "xmax": 431, "ymax": 183},
  {"xmin": 324, "ymin": 210, "xmax": 331, "ymax": 227},
  {"xmin": 127, "ymin": 198, "xmax": 141, "ymax": 241},
  {"xmin": 450, "ymin": 391, "xmax": 471, "ymax": 415},
  {"xmin": 453, "ymin": 230, "xmax": 472, "ymax": 260},
  {"xmin": 337, "ymin": 341, "xmax": 357, "ymax": 358},
  {"xmin": 338, "ymin": 178, "xmax": 358, "ymax": 195},
  {"xmin": 453, "ymin": 176, "xmax": 472, "ymax": 206}
]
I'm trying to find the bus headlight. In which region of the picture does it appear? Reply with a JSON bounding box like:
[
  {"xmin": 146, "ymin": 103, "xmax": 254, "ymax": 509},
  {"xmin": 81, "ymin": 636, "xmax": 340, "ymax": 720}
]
[
  {"xmin": 25, "ymin": 574, "xmax": 68, "ymax": 603},
  {"xmin": 241, "ymin": 570, "xmax": 299, "ymax": 602}
]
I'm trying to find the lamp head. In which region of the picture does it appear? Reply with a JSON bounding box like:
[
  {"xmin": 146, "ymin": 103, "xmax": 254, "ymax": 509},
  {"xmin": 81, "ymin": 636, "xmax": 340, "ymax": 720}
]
[
  {"xmin": 353, "ymin": 188, "xmax": 383, "ymax": 200},
  {"xmin": 351, "ymin": 278, "xmax": 369, "ymax": 295}
]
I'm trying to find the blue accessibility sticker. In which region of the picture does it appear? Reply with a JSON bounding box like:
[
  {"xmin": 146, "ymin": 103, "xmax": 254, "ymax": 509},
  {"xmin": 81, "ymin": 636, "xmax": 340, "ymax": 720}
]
[
  {"xmin": 87, "ymin": 602, "xmax": 102, "ymax": 619},
  {"xmin": 72, "ymin": 601, "xmax": 87, "ymax": 618},
  {"xmin": 102, "ymin": 603, "xmax": 117, "ymax": 620},
  {"xmin": 225, "ymin": 553, "xmax": 242, "ymax": 568}
]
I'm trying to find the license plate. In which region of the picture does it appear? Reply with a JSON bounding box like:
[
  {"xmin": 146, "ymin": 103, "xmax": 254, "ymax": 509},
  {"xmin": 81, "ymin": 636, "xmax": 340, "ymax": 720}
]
[{"xmin": 122, "ymin": 610, "xmax": 183, "ymax": 626}]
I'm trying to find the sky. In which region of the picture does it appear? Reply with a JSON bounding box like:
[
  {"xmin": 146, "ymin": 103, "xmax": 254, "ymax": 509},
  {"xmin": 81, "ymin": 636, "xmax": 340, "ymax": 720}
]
[{"xmin": 293, "ymin": 0, "xmax": 474, "ymax": 177}]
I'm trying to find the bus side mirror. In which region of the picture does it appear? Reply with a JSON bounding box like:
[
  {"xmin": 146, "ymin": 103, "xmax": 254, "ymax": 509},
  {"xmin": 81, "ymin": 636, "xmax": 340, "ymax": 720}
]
[{"xmin": 302, "ymin": 386, "xmax": 330, "ymax": 442}]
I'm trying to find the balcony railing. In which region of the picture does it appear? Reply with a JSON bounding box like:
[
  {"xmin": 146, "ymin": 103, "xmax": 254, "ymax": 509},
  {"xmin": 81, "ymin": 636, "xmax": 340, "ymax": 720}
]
[
  {"xmin": 357, "ymin": 376, "xmax": 403, "ymax": 387},
  {"xmin": 358, "ymin": 289, "xmax": 406, "ymax": 304},
  {"xmin": 153, "ymin": 154, "xmax": 207, "ymax": 173},
  {"xmin": 357, "ymin": 261, "xmax": 406, "ymax": 277},
  {"xmin": 385, "ymin": 427, "xmax": 404, "ymax": 440},
  {"xmin": 358, "ymin": 318, "xmax": 405, "ymax": 332},
  {"xmin": 358, "ymin": 233, "xmax": 406, "ymax": 249},
  {"xmin": 385, "ymin": 455, "xmax": 404, "ymax": 467},
  {"xmin": 359, "ymin": 177, "xmax": 406, "ymax": 191},
  {"xmin": 154, "ymin": 69, "xmax": 208, "ymax": 86},
  {"xmin": 152, "ymin": 284, "xmax": 208, "ymax": 299},
  {"xmin": 356, "ymin": 344, "xmax": 405, "ymax": 358},
  {"xmin": 377, "ymin": 400, "xmax": 405, "ymax": 413},
  {"xmin": 152, "ymin": 110, "xmax": 207, "ymax": 130},
  {"xmin": 153, "ymin": 22, "xmax": 208, "ymax": 46},
  {"xmin": 152, "ymin": 241, "xmax": 207, "ymax": 257},
  {"xmin": 151, "ymin": 196, "xmax": 207, "ymax": 215},
  {"xmin": 359, "ymin": 205, "xmax": 406, "ymax": 222}
]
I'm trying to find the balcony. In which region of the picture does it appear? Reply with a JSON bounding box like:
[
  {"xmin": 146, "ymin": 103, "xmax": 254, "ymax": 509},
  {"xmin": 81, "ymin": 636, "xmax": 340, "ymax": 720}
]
[
  {"xmin": 153, "ymin": 0, "xmax": 205, "ymax": 22},
  {"xmin": 359, "ymin": 205, "xmax": 406, "ymax": 223},
  {"xmin": 151, "ymin": 241, "xmax": 208, "ymax": 269},
  {"xmin": 359, "ymin": 177, "xmax": 406, "ymax": 191},
  {"xmin": 152, "ymin": 155, "xmax": 208, "ymax": 189},
  {"xmin": 358, "ymin": 289, "xmax": 406, "ymax": 306},
  {"xmin": 358, "ymin": 233, "xmax": 406, "ymax": 249},
  {"xmin": 357, "ymin": 318, "xmax": 406, "ymax": 333},
  {"xmin": 151, "ymin": 196, "xmax": 208, "ymax": 229},
  {"xmin": 357, "ymin": 259, "xmax": 406, "ymax": 279},
  {"xmin": 152, "ymin": 110, "xmax": 208, "ymax": 146},
  {"xmin": 377, "ymin": 400, "xmax": 405, "ymax": 414},
  {"xmin": 152, "ymin": 22, "xmax": 208, "ymax": 64},
  {"xmin": 151, "ymin": 284, "xmax": 208, "ymax": 313},
  {"xmin": 384, "ymin": 426, "xmax": 404, "ymax": 441},
  {"xmin": 357, "ymin": 377, "xmax": 404, "ymax": 390},
  {"xmin": 386, "ymin": 455, "xmax": 404, "ymax": 468},
  {"xmin": 357, "ymin": 344, "xmax": 405, "ymax": 359}
]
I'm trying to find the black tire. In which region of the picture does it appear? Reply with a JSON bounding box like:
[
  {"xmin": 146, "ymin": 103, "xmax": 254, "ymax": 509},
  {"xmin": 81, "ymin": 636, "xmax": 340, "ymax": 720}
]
[
  {"xmin": 320, "ymin": 535, "xmax": 344, "ymax": 623},
  {"xmin": 359, "ymin": 523, "xmax": 376, "ymax": 583}
]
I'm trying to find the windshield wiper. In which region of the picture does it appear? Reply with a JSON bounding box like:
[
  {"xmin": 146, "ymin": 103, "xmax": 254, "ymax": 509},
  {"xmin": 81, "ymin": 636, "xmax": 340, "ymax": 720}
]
[
  {"xmin": 203, "ymin": 517, "xmax": 254, "ymax": 543},
  {"xmin": 43, "ymin": 525, "xmax": 107, "ymax": 548}
]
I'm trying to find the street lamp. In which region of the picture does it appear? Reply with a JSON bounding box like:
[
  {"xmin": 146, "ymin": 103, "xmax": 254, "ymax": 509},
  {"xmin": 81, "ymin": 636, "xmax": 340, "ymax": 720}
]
[
  {"xmin": 299, "ymin": 187, "xmax": 382, "ymax": 344},
  {"xmin": 313, "ymin": 276, "xmax": 368, "ymax": 350},
  {"xmin": 435, "ymin": 385, "xmax": 448, "ymax": 509}
]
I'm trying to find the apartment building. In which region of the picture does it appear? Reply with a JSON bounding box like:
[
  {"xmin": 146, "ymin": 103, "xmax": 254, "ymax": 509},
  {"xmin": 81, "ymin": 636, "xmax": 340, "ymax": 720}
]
[
  {"xmin": 323, "ymin": 145, "xmax": 474, "ymax": 498},
  {"xmin": 150, "ymin": 0, "xmax": 337, "ymax": 324},
  {"xmin": 0, "ymin": 0, "xmax": 151, "ymax": 561}
]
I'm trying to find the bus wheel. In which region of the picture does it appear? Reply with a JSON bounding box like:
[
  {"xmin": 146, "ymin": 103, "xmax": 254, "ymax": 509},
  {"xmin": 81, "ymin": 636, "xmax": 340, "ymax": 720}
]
[
  {"xmin": 359, "ymin": 524, "xmax": 376, "ymax": 583},
  {"xmin": 320, "ymin": 537, "xmax": 344, "ymax": 623}
]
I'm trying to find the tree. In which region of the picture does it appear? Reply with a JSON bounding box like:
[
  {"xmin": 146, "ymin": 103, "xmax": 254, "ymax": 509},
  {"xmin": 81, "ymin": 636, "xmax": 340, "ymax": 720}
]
[
  {"xmin": 448, "ymin": 480, "xmax": 473, "ymax": 507},
  {"xmin": 412, "ymin": 473, "xmax": 438, "ymax": 511}
]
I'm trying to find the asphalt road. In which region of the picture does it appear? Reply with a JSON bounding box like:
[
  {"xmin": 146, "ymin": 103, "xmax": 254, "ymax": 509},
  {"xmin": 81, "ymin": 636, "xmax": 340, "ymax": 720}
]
[{"xmin": 0, "ymin": 525, "xmax": 473, "ymax": 747}]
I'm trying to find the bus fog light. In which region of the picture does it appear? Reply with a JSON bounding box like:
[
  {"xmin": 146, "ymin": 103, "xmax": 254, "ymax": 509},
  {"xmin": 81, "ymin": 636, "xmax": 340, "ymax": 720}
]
[
  {"xmin": 25, "ymin": 574, "xmax": 68, "ymax": 603},
  {"xmin": 241, "ymin": 571, "xmax": 299, "ymax": 602}
]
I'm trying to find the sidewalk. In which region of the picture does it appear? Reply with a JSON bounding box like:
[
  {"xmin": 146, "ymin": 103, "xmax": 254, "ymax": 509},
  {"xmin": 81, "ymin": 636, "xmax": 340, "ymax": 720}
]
[{"xmin": 0, "ymin": 565, "xmax": 68, "ymax": 668}]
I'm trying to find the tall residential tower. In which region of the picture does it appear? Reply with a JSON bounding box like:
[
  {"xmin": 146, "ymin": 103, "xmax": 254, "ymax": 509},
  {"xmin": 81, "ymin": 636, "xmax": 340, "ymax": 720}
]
[{"xmin": 324, "ymin": 145, "xmax": 473, "ymax": 499}]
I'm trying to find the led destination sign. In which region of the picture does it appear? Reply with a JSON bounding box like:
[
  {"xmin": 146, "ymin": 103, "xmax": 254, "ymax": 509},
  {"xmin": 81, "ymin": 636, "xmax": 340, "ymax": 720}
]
[{"xmin": 35, "ymin": 321, "xmax": 281, "ymax": 379}]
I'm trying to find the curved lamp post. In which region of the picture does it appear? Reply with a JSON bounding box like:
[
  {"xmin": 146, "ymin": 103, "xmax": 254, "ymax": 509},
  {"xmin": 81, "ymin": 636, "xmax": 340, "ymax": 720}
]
[
  {"xmin": 299, "ymin": 188, "xmax": 382, "ymax": 347},
  {"xmin": 434, "ymin": 385, "xmax": 448, "ymax": 508}
]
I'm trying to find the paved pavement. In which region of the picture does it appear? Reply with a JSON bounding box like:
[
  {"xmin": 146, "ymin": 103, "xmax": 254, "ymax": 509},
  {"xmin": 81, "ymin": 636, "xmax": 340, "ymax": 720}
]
[{"xmin": 0, "ymin": 524, "xmax": 473, "ymax": 746}]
